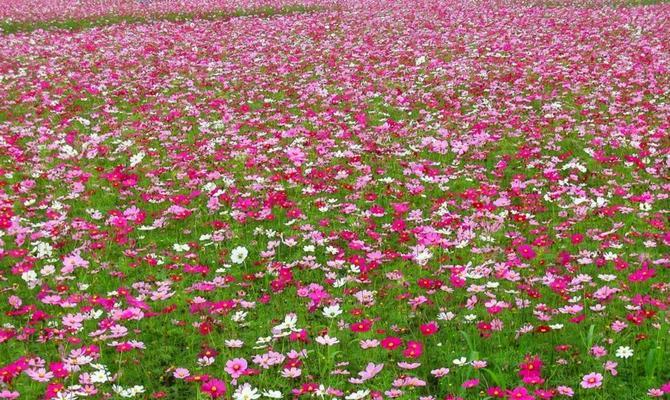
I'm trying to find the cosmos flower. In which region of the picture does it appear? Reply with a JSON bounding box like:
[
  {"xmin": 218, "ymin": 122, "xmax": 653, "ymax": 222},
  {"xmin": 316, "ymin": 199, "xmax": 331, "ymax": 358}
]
[
  {"xmin": 419, "ymin": 321, "xmax": 439, "ymax": 336},
  {"xmin": 581, "ymin": 373, "xmax": 604, "ymax": 389},
  {"xmin": 322, "ymin": 304, "xmax": 343, "ymax": 318},
  {"xmin": 201, "ymin": 379, "xmax": 227, "ymax": 398},
  {"xmin": 315, "ymin": 335, "xmax": 340, "ymax": 346},
  {"xmin": 233, "ymin": 383, "xmax": 261, "ymax": 400},
  {"xmin": 517, "ymin": 244, "xmax": 536, "ymax": 260},
  {"xmin": 173, "ymin": 368, "xmax": 190, "ymax": 379},
  {"xmin": 225, "ymin": 358, "xmax": 248, "ymax": 379},
  {"xmin": 380, "ymin": 337, "xmax": 403, "ymax": 350},
  {"xmin": 615, "ymin": 346, "xmax": 634, "ymax": 359},
  {"xmin": 231, "ymin": 246, "xmax": 249, "ymax": 264}
]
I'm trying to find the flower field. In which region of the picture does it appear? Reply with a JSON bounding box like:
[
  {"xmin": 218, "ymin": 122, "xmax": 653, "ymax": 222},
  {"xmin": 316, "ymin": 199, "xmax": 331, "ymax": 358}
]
[{"xmin": 0, "ymin": 0, "xmax": 669, "ymax": 399}]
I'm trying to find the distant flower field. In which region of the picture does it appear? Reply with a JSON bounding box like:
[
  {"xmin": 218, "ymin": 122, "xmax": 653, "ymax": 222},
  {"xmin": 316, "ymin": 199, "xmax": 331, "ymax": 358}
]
[
  {"xmin": 0, "ymin": 0, "xmax": 669, "ymax": 399},
  {"xmin": 0, "ymin": 0, "xmax": 335, "ymax": 23}
]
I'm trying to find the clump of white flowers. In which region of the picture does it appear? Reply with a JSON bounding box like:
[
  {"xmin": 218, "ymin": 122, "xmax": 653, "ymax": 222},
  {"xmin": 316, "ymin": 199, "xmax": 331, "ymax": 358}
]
[{"xmin": 112, "ymin": 384, "xmax": 145, "ymax": 398}]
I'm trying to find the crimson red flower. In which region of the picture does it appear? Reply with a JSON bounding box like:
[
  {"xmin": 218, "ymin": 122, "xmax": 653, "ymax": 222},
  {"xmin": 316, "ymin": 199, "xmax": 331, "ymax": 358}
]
[{"xmin": 350, "ymin": 319, "xmax": 372, "ymax": 333}]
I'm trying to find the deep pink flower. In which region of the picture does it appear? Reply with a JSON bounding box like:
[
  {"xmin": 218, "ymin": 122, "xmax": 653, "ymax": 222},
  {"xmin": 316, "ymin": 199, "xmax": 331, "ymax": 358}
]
[
  {"xmin": 380, "ymin": 336, "xmax": 403, "ymax": 350},
  {"xmin": 419, "ymin": 321, "xmax": 439, "ymax": 336},
  {"xmin": 201, "ymin": 379, "xmax": 226, "ymax": 398},
  {"xmin": 517, "ymin": 244, "xmax": 536, "ymax": 260},
  {"xmin": 507, "ymin": 387, "xmax": 534, "ymax": 400}
]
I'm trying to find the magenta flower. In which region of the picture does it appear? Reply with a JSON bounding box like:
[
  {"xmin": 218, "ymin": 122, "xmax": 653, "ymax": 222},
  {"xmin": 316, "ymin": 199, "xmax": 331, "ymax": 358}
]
[
  {"xmin": 380, "ymin": 336, "xmax": 403, "ymax": 350},
  {"xmin": 201, "ymin": 378, "xmax": 226, "ymax": 398},
  {"xmin": 419, "ymin": 321, "xmax": 439, "ymax": 336},
  {"xmin": 507, "ymin": 387, "xmax": 534, "ymax": 400},
  {"xmin": 517, "ymin": 244, "xmax": 536, "ymax": 260}
]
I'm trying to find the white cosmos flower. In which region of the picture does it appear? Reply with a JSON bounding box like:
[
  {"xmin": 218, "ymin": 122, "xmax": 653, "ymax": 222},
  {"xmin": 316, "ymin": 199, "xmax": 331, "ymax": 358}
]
[
  {"xmin": 233, "ymin": 383, "xmax": 261, "ymax": 400},
  {"xmin": 345, "ymin": 390, "xmax": 370, "ymax": 400},
  {"xmin": 53, "ymin": 391, "xmax": 77, "ymax": 400},
  {"xmin": 112, "ymin": 385, "xmax": 129, "ymax": 397},
  {"xmin": 231, "ymin": 246, "xmax": 249, "ymax": 264},
  {"xmin": 197, "ymin": 357, "xmax": 215, "ymax": 367},
  {"xmin": 262, "ymin": 390, "xmax": 283, "ymax": 399},
  {"xmin": 615, "ymin": 346, "xmax": 634, "ymax": 359},
  {"xmin": 452, "ymin": 357, "xmax": 468, "ymax": 366},
  {"xmin": 438, "ymin": 311, "xmax": 455, "ymax": 321},
  {"xmin": 172, "ymin": 243, "xmax": 190, "ymax": 252},
  {"xmin": 129, "ymin": 152, "xmax": 145, "ymax": 167},
  {"xmin": 232, "ymin": 311, "xmax": 248, "ymax": 322},
  {"xmin": 90, "ymin": 369, "xmax": 111, "ymax": 383},
  {"xmin": 322, "ymin": 304, "xmax": 343, "ymax": 318},
  {"xmin": 128, "ymin": 386, "xmax": 145, "ymax": 396}
]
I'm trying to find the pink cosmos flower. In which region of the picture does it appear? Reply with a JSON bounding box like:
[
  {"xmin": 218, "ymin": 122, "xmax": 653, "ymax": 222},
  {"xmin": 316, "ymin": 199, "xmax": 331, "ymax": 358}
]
[
  {"xmin": 589, "ymin": 345, "xmax": 607, "ymax": 358},
  {"xmin": 25, "ymin": 367, "xmax": 53, "ymax": 383},
  {"xmin": 397, "ymin": 362, "xmax": 420, "ymax": 369},
  {"xmin": 173, "ymin": 368, "xmax": 190, "ymax": 379},
  {"xmin": 580, "ymin": 373, "xmax": 603, "ymax": 389},
  {"xmin": 462, "ymin": 379, "xmax": 480, "ymax": 389},
  {"xmin": 224, "ymin": 358, "xmax": 248, "ymax": 379},
  {"xmin": 556, "ymin": 386, "xmax": 574, "ymax": 397},
  {"xmin": 430, "ymin": 368, "xmax": 450, "ymax": 378},
  {"xmin": 286, "ymin": 147, "xmax": 307, "ymax": 166},
  {"xmin": 603, "ymin": 361, "xmax": 618, "ymax": 376},
  {"xmin": 360, "ymin": 362, "xmax": 383, "ymax": 379},
  {"xmin": 0, "ymin": 390, "xmax": 19, "ymax": 399},
  {"xmin": 360, "ymin": 339, "xmax": 380, "ymax": 349}
]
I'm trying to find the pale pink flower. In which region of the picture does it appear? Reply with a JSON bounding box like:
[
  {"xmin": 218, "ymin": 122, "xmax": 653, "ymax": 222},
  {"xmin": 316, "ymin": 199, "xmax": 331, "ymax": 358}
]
[{"xmin": 581, "ymin": 373, "xmax": 603, "ymax": 389}]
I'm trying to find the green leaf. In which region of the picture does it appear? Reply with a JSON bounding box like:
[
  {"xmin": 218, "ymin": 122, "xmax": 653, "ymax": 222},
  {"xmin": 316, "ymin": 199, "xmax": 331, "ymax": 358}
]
[
  {"xmin": 484, "ymin": 368, "xmax": 505, "ymax": 387},
  {"xmin": 644, "ymin": 348, "xmax": 657, "ymax": 377}
]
